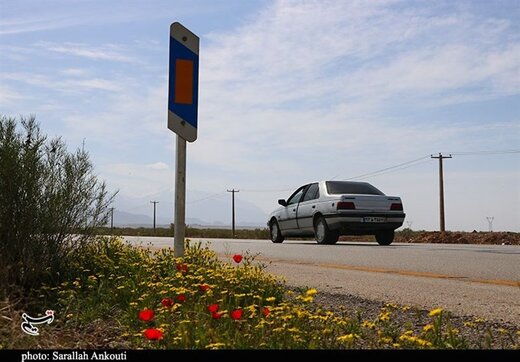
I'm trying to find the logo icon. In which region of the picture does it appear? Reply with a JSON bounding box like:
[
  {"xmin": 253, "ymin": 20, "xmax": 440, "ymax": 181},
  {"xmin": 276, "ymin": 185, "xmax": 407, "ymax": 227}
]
[{"xmin": 21, "ymin": 310, "xmax": 54, "ymax": 336}]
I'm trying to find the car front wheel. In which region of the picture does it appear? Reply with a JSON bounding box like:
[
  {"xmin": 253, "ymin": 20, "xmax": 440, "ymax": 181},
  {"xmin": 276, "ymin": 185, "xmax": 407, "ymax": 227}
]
[
  {"xmin": 314, "ymin": 216, "xmax": 339, "ymax": 245},
  {"xmin": 270, "ymin": 220, "xmax": 284, "ymax": 243},
  {"xmin": 375, "ymin": 230, "xmax": 394, "ymax": 245}
]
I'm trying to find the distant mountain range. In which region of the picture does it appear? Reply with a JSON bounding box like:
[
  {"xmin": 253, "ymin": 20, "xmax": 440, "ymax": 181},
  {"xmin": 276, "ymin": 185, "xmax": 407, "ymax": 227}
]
[{"xmin": 109, "ymin": 189, "xmax": 267, "ymax": 228}]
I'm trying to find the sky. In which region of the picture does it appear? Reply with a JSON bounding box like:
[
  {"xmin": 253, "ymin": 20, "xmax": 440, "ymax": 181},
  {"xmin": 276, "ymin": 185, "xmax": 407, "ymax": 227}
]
[{"xmin": 1, "ymin": 0, "xmax": 519, "ymax": 231}]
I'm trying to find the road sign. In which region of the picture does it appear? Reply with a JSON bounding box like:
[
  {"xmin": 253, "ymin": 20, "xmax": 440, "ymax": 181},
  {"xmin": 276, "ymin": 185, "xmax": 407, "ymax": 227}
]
[
  {"xmin": 168, "ymin": 22, "xmax": 199, "ymax": 258},
  {"xmin": 168, "ymin": 22, "xmax": 199, "ymax": 142}
]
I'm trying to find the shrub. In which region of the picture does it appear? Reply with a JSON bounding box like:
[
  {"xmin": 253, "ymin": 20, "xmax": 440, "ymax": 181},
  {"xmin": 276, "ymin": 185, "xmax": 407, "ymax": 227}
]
[{"xmin": 0, "ymin": 115, "xmax": 115, "ymax": 297}]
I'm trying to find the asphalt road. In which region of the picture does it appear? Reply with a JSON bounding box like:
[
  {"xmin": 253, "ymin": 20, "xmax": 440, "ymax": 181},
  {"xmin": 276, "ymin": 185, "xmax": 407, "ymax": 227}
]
[{"xmin": 123, "ymin": 236, "xmax": 520, "ymax": 325}]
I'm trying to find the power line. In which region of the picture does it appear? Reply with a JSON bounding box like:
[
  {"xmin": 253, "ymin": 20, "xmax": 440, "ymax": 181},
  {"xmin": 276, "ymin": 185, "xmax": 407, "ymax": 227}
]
[
  {"xmin": 113, "ymin": 150, "xmax": 518, "ymax": 215},
  {"xmin": 187, "ymin": 191, "xmax": 227, "ymax": 204},
  {"xmin": 241, "ymin": 188, "xmax": 294, "ymax": 193},
  {"xmin": 350, "ymin": 158, "xmax": 433, "ymax": 180},
  {"xmin": 333, "ymin": 155, "xmax": 431, "ymax": 181},
  {"xmin": 447, "ymin": 149, "xmax": 520, "ymax": 156}
]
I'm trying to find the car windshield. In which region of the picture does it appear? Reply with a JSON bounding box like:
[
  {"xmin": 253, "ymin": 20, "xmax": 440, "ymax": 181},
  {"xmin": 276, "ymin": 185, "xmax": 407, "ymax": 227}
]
[{"xmin": 326, "ymin": 181, "xmax": 385, "ymax": 195}]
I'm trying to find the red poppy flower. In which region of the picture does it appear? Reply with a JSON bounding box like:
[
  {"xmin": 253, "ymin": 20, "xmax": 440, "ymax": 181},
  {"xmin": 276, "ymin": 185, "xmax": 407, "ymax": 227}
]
[
  {"xmin": 211, "ymin": 311, "xmax": 224, "ymax": 320},
  {"xmin": 176, "ymin": 294, "xmax": 186, "ymax": 302},
  {"xmin": 207, "ymin": 303, "xmax": 219, "ymax": 313},
  {"xmin": 161, "ymin": 298, "xmax": 174, "ymax": 307},
  {"xmin": 138, "ymin": 308, "xmax": 154, "ymax": 321},
  {"xmin": 143, "ymin": 328, "xmax": 163, "ymax": 340},
  {"xmin": 199, "ymin": 284, "xmax": 210, "ymax": 292},
  {"xmin": 262, "ymin": 307, "xmax": 270, "ymax": 317},
  {"xmin": 232, "ymin": 254, "xmax": 243, "ymax": 263},
  {"xmin": 230, "ymin": 308, "xmax": 243, "ymax": 320},
  {"xmin": 176, "ymin": 263, "xmax": 188, "ymax": 273}
]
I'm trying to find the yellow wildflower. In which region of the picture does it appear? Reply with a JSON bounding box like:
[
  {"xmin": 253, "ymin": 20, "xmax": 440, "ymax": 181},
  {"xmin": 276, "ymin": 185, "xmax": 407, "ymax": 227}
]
[
  {"xmin": 306, "ymin": 288, "xmax": 318, "ymax": 297},
  {"xmin": 337, "ymin": 333, "xmax": 358, "ymax": 343},
  {"xmin": 380, "ymin": 337, "xmax": 393, "ymax": 344},
  {"xmin": 422, "ymin": 324, "xmax": 434, "ymax": 333},
  {"xmin": 379, "ymin": 312, "xmax": 391, "ymax": 322},
  {"xmin": 450, "ymin": 328, "xmax": 459, "ymax": 335},
  {"xmin": 205, "ymin": 342, "xmax": 226, "ymax": 350},
  {"xmin": 265, "ymin": 296, "xmax": 276, "ymax": 302},
  {"xmin": 428, "ymin": 308, "xmax": 443, "ymax": 317},
  {"xmin": 418, "ymin": 338, "xmax": 432, "ymax": 347},
  {"xmin": 362, "ymin": 320, "xmax": 376, "ymax": 329},
  {"xmin": 301, "ymin": 296, "xmax": 313, "ymax": 303}
]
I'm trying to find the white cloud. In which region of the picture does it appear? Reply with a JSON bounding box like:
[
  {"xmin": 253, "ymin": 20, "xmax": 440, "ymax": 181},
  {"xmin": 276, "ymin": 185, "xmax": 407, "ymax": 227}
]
[
  {"xmin": 37, "ymin": 42, "xmax": 136, "ymax": 62},
  {"xmin": 0, "ymin": 72, "xmax": 122, "ymax": 93},
  {"xmin": 0, "ymin": 83, "xmax": 25, "ymax": 106},
  {"xmin": 61, "ymin": 68, "xmax": 89, "ymax": 77},
  {"xmin": 147, "ymin": 162, "xmax": 169, "ymax": 170},
  {"xmin": 3, "ymin": 0, "xmax": 518, "ymax": 230},
  {"xmin": 190, "ymin": 0, "xmax": 519, "ymax": 171},
  {"xmin": 100, "ymin": 162, "xmax": 173, "ymax": 197}
]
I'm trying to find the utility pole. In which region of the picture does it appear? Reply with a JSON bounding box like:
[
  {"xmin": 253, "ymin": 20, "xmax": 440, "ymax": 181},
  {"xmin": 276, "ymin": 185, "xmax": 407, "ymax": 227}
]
[
  {"xmin": 150, "ymin": 201, "xmax": 159, "ymax": 233},
  {"xmin": 109, "ymin": 207, "xmax": 114, "ymax": 232},
  {"xmin": 431, "ymin": 153, "xmax": 452, "ymax": 233},
  {"xmin": 227, "ymin": 189, "xmax": 239, "ymax": 238},
  {"xmin": 486, "ymin": 217, "xmax": 494, "ymax": 232}
]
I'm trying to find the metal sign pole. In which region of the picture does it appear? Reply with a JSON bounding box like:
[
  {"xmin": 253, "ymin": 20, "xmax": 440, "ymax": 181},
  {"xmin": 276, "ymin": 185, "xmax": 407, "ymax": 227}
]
[
  {"xmin": 168, "ymin": 22, "xmax": 199, "ymax": 257},
  {"xmin": 174, "ymin": 135, "xmax": 187, "ymax": 257}
]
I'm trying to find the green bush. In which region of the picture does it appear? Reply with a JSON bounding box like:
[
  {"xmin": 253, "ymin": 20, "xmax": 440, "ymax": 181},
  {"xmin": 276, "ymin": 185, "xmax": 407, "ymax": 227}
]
[{"xmin": 0, "ymin": 116, "xmax": 115, "ymax": 297}]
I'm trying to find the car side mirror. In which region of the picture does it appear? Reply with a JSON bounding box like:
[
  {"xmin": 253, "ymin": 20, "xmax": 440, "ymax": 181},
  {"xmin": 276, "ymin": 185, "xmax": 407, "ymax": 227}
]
[{"xmin": 278, "ymin": 199, "xmax": 287, "ymax": 207}]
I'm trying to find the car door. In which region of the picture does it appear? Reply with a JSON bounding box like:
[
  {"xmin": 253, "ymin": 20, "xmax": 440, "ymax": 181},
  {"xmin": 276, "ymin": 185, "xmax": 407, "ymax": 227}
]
[
  {"xmin": 296, "ymin": 183, "xmax": 320, "ymax": 232},
  {"xmin": 278, "ymin": 185, "xmax": 307, "ymax": 233}
]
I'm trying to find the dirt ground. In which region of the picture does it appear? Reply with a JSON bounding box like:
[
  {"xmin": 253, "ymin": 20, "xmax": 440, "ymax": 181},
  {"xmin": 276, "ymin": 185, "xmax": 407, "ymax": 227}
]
[
  {"xmin": 338, "ymin": 231, "xmax": 520, "ymax": 245},
  {"xmin": 395, "ymin": 231, "xmax": 520, "ymax": 245}
]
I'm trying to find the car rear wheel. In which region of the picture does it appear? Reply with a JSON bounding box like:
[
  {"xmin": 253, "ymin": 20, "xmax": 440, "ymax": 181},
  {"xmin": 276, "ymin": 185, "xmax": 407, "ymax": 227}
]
[
  {"xmin": 270, "ymin": 220, "xmax": 284, "ymax": 243},
  {"xmin": 314, "ymin": 216, "xmax": 339, "ymax": 245},
  {"xmin": 375, "ymin": 230, "xmax": 394, "ymax": 245}
]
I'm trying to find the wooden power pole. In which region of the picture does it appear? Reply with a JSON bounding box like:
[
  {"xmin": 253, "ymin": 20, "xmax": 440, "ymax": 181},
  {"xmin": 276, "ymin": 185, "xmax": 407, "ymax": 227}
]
[
  {"xmin": 431, "ymin": 153, "xmax": 452, "ymax": 232},
  {"xmin": 227, "ymin": 189, "xmax": 239, "ymax": 238},
  {"xmin": 150, "ymin": 201, "xmax": 159, "ymax": 233}
]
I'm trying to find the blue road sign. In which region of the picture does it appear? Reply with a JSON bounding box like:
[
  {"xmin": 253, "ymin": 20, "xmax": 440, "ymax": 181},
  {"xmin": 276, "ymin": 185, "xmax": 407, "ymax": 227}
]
[{"xmin": 168, "ymin": 22, "xmax": 199, "ymax": 142}]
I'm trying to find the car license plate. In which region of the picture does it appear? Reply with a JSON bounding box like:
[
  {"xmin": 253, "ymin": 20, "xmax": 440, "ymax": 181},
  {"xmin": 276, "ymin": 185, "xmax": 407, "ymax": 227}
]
[{"xmin": 363, "ymin": 217, "xmax": 386, "ymax": 223}]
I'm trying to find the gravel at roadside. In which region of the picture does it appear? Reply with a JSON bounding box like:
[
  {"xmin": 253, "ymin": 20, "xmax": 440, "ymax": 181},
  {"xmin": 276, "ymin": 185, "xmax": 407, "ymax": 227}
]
[{"xmin": 308, "ymin": 289, "xmax": 519, "ymax": 349}]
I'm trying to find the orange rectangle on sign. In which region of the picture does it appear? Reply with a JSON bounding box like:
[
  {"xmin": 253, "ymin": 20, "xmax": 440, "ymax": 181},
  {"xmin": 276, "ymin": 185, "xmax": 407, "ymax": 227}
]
[{"xmin": 174, "ymin": 59, "xmax": 193, "ymax": 104}]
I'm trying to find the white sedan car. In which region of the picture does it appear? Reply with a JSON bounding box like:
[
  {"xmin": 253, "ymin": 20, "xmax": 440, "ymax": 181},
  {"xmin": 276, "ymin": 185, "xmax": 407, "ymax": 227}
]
[{"xmin": 267, "ymin": 181, "xmax": 405, "ymax": 245}]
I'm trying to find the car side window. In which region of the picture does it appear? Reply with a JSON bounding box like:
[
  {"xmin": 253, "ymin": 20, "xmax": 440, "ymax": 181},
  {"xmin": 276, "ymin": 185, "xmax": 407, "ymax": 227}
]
[
  {"xmin": 287, "ymin": 186, "xmax": 306, "ymax": 206},
  {"xmin": 302, "ymin": 183, "xmax": 319, "ymax": 202}
]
